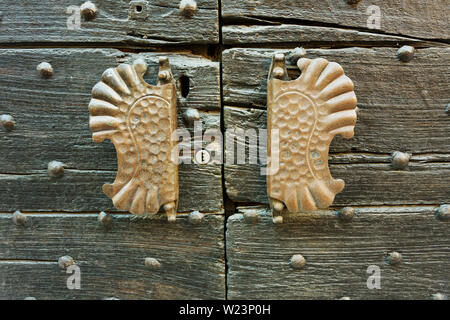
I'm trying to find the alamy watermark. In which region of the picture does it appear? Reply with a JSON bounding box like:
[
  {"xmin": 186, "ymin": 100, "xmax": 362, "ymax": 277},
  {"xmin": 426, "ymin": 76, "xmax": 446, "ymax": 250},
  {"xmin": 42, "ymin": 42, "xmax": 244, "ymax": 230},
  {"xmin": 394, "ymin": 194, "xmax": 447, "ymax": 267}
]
[
  {"xmin": 366, "ymin": 265, "xmax": 381, "ymax": 290},
  {"xmin": 66, "ymin": 265, "xmax": 81, "ymax": 290}
]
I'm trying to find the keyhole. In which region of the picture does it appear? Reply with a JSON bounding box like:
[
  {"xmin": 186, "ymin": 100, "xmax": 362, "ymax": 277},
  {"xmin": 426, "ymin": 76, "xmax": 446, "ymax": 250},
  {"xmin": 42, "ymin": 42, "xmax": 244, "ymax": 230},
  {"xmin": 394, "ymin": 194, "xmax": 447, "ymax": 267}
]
[{"xmin": 178, "ymin": 75, "xmax": 190, "ymax": 98}]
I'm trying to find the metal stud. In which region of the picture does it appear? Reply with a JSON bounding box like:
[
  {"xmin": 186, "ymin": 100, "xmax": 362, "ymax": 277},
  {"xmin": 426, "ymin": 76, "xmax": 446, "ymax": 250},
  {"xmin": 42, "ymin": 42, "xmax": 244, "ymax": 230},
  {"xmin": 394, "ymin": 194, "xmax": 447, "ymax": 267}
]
[
  {"xmin": 12, "ymin": 210, "xmax": 27, "ymax": 225},
  {"xmin": 58, "ymin": 256, "xmax": 75, "ymax": 269},
  {"xmin": 387, "ymin": 251, "xmax": 402, "ymax": 265},
  {"xmin": 338, "ymin": 207, "xmax": 355, "ymax": 222},
  {"xmin": 179, "ymin": 0, "xmax": 197, "ymax": 18},
  {"xmin": 48, "ymin": 161, "xmax": 65, "ymax": 178},
  {"xmin": 183, "ymin": 108, "xmax": 200, "ymax": 124},
  {"xmin": 391, "ymin": 151, "xmax": 411, "ymax": 170},
  {"xmin": 80, "ymin": 1, "xmax": 98, "ymax": 21},
  {"xmin": 290, "ymin": 254, "xmax": 306, "ymax": 270},
  {"xmin": 144, "ymin": 257, "xmax": 161, "ymax": 270},
  {"xmin": 37, "ymin": 62, "xmax": 53, "ymax": 77},
  {"xmin": 188, "ymin": 211, "xmax": 204, "ymax": 224},
  {"xmin": 98, "ymin": 211, "xmax": 113, "ymax": 225},
  {"xmin": 0, "ymin": 114, "xmax": 15, "ymax": 131},
  {"xmin": 431, "ymin": 293, "xmax": 448, "ymax": 300},
  {"xmin": 435, "ymin": 204, "xmax": 450, "ymax": 221},
  {"xmin": 243, "ymin": 210, "xmax": 260, "ymax": 222},
  {"xmin": 397, "ymin": 46, "xmax": 415, "ymax": 62}
]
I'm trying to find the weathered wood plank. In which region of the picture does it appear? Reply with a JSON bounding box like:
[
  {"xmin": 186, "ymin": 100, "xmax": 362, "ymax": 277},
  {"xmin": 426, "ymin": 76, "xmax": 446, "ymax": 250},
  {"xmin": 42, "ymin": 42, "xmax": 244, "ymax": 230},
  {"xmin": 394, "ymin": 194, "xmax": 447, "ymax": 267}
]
[
  {"xmin": 223, "ymin": 48, "xmax": 450, "ymax": 153},
  {"xmin": 227, "ymin": 206, "xmax": 450, "ymax": 300},
  {"xmin": 0, "ymin": 0, "xmax": 219, "ymax": 45},
  {"xmin": 0, "ymin": 49, "xmax": 223, "ymax": 213},
  {"xmin": 224, "ymin": 161, "xmax": 450, "ymax": 206},
  {"xmin": 0, "ymin": 165, "xmax": 222, "ymax": 213},
  {"xmin": 0, "ymin": 213, "xmax": 225, "ymax": 299},
  {"xmin": 221, "ymin": 0, "xmax": 450, "ymax": 39},
  {"xmin": 223, "ymin": 25, "xmax": 424, "ymax": 45}
]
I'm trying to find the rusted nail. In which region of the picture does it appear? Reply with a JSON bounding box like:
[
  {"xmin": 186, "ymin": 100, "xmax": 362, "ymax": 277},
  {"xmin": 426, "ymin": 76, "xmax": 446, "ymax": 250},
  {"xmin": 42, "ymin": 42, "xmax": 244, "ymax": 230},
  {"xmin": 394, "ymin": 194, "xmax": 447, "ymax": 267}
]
[
  {"xmin": 243, "ymin": 210, "xmax": 260, "ymax": 222},
  {"xmin": 386, "ymin": 251, "xmax": 402, "ymax": 265},
  {"xmin": 431, "ymin": 293, "xmax": 448, "ymax": 300},
  {"xmin": 338, "ymin": 207, "xmax": 355, "ymax": 222},
  {"xmin": 47, "ymin": 161, "xmax": 65, "ymax": 178},
  {"xmin": 290, "ymin": 254, "xmax": 306, "ymax": 270},
  {"xmin": 0, "ymin": 114, "xmax": 15, "ymax": 131},
  {"xmin": 179, "ymin": 0, "xmax": 197, "ymax": 18},
  {"xmin": 37, "ymin": 62, "xmax": 53, "ymax": 77},
  {"xmin": 12, "ymin": 210, "xmax": 27, "ymax": 225},
  {"xmin": 80, "ymin": 1, "xmax": 98, "ymax": 21},
  {"xmin": 391, "ymin": 151, "xmax": 411, "ymax": 170},
  {"xmin": 286, "ymin": 47, "xmax": 306, "ymax": 65},
  {"xmin": 435, "ymin": 204, "xmax": 450, "ymax": 221},
  {"xmin": 58, "ymin": 256, "xmax": 75, "ymax": 269},
  {"xmin": 189, "ymin": 211, "xmax": 204, "ymax": 224},
  {"xmin": 98, "ymin": 211, "xmax": 112, "ymax": 224},
  {"xmin": 144, "ymin": 257, "xmax": 161, "ymax": 270},
  {"xmin": 183, "ymin": 108, "xmax": 200, "ymax": 124},
  {"xmin": 397, "ymin": 46, "xmax": 415, "ymax": 62}
]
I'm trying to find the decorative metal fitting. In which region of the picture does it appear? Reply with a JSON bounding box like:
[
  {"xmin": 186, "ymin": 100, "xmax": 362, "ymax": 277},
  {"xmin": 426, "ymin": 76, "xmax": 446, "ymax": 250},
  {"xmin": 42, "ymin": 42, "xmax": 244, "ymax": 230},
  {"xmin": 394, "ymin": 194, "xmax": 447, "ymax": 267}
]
[
  {"xmin": 267, "ymin": 53, "xmax": 357, "ymax": 222},
  {"xmin": 88, "ymin": 57, "xmax": 179, "ymax": 221}
]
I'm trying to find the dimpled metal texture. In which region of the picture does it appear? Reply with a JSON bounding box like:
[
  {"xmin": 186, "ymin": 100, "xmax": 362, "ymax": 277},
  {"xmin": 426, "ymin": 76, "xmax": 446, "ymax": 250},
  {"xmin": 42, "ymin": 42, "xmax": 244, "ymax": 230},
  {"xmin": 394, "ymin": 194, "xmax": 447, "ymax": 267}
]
[
  {"xmin": 267, "ymin": 54, "xmax": 357, "ymax": 214},
  {"xmin": 88, "ymin": 57, "xmax": 178, "ymax": 219}
]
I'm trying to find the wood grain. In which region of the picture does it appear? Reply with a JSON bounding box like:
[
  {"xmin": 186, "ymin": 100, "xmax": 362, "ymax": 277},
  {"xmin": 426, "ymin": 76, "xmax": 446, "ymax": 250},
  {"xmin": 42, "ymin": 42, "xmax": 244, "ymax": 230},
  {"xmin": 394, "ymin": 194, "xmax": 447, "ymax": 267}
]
[
  {"xmin": 223, "ymin": 48, "xmax": 450, "ymax": 153},
  {"xmin": 221, "ymin": 0, "xmax": 450, "ymax": 40},
  {"xmin": 0, "ymin": 213, "xmax": 225, "ymax": 299},
  {"xmin": 0, "ymin": 49, "xmax": 222, "ymax": 213},
  {"xmin": 227, "ymin": 206, "xmax": 450, "ymax": 300},
  {"xmin": 223, "ymin": 25, "xmax": 425, "ymax": 45},
  {"xmin": 0, "ymin": 0, "xmax": 219, "ymax": 45}
]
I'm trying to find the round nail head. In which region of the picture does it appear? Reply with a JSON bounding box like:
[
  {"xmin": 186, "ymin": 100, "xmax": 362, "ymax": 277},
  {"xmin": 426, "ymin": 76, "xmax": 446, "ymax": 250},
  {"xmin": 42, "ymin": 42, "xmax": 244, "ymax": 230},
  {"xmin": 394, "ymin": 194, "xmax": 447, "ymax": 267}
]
[
  {"xmin": 48, "ymin": 161, "xmax": 65, "ymax": 178},
  {"xmin": 391, "ymin": 151, "xmax": 410, "ymax": 170},
  {"xmin": 98, "ymin": 211, "xmax": 112, "ymax": 224},
  {"xmin": 80, "ymin": 1, "xmax": 98, "ymax": 20},
  {"xmin": 189, "ymin": 211, "xmax": 204, "ymax": 224},
  {"xmin": 0, "ymin": 114, "xmax": 15, "ymax": 131},
  {"xmin": 12, "ymin": 210, "xmax": 27, "ymax": 225},
  {"xmin": 397, "ymin": 46, "xmax": 415, "ymax": 62},
  {"xmin": 290, "ymin": 254, "xmax": 306, "ymax": 270},
  {"xmin": 179, "ymin": 0, "xmax": 197, "ymax": 17},
  {"xmin": 183, "ymin": 108, "xmax": 200, "ymax": 124},
  {"xmin": 387, "ymin": 251, "xmax": 402, "ymax": 265},
  {"xmin": 435, "ymin": 204, "xmax": 450, "ymax": 221},
  {"xmin": 339, "ymin": 207, "xmax": 355, "ymax": 222},
  {"xmin": 58, "ymin": 256, "xmax": 75, "ymax": 269},
  {"xmin": 431, "ymin": 293, "xmax": 448, "ymax": 300},
  {"xmin": 243, "ymin": 210, "xmax": 260, "ymax": 222},
  {"xmin": 37, "ymin": 62, "xmax": 53, "ymax": 77},
  {"xmin": 144, "ymin": 257, "xmax": 161, "ymax": 270}
]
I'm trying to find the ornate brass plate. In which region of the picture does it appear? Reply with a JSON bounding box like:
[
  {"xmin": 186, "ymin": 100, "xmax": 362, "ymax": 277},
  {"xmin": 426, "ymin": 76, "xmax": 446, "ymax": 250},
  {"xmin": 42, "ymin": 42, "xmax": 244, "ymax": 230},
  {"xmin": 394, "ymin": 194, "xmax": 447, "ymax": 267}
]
[
  {"xmin": 88, "ymin": 57, "xmax": 179, "ymax": 221},
  {"xmin": 267, "ymin": 53, "xmax": 357, "ymax": 222}
]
